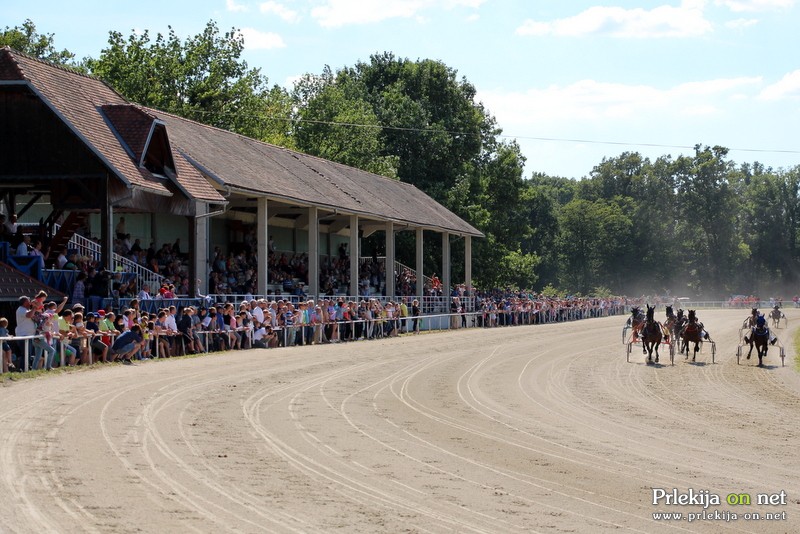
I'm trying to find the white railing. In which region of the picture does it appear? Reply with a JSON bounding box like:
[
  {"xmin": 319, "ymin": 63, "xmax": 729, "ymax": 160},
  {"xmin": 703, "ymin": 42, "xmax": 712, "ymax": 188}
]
[
  {"xmin": 393, "ymin": 259, "xmax": 432, "ymax": 288},
  {"xmin": 56, "ymin": 224, "xmax": 164, "ymax": 293}
]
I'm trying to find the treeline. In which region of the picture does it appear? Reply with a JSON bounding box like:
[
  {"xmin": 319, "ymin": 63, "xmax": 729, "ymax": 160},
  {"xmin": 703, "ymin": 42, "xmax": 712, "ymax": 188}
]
[{"xmin": 4, "ymin": 20, "xmax": 799, "ymax": 299}]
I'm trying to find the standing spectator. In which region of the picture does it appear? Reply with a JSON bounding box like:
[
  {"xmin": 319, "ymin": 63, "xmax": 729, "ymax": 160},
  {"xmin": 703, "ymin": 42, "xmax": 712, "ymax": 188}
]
[
  {"xmin": 1, "ymin": 317, "xmax": 14, "ymax": 372},
  {"xmin": 14, "ymin": 296, "xmax": 51, "ymax": 370},
  {"xmin": 115, "ymin": 216, "xmax": 126, "ymax": 240},
  {"xmin": 56, "ymin": 247, "xmax": 69, "ymax": 269},
  {"xmin": 412, "ymin": 299, "xmax": 421, "ymax": 334},
  {"xmin": 4, "ymin": 214, "xmax": 18, "ymax": 238}
]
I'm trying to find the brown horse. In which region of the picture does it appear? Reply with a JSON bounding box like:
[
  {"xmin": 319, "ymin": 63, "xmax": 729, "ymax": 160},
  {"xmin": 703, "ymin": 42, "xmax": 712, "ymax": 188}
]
[
  {"xmin": 639, "ymin": 304, "xmax": 663, "ymax": 363},
  {"xmin": 743, "ymin": 314, "xmax": 772, "ymax": 366},
  {"xmin": 770, "ymin": 305, "xmax": 786, "ymax": 329},
  {"xmin": 680, "ymin": 309, "xmax": 705, "ymax": 361}
]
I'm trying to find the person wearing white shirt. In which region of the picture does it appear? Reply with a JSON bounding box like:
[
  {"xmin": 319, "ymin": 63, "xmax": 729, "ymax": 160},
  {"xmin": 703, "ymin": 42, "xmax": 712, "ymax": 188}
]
[
  {"xmin": 15, "ymin": 235, "xmax": 31, "ymax": 256},
  {"xmin": 165, "ymin": 306, "xmax": 178, "ymax": 333},
  {"xmin": 56, "ymin": 247, "xmax": 69, "ymax": 269},
  {"xmin": 137, "ymin": 284, "xmax": 152, "ymax": 300},
  {"xmin": 251, "ymin": 300, "xmax": 264, "ymax": 325},
  {"xmin": 30, "ymin": 240, "xmax": 45, "ymax": 270}
]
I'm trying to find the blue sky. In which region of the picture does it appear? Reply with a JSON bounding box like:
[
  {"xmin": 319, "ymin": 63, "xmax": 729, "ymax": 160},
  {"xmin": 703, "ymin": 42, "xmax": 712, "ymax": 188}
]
[{"xmin": 4, "ymin": 0, "xmax": 800, "ymax": 178}]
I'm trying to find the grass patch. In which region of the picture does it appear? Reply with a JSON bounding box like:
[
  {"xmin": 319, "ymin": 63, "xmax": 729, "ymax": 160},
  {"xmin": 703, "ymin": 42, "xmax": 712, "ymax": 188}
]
[{"xmin": 0, "ymin": 361, "xmax": 113, "ymax": 384}]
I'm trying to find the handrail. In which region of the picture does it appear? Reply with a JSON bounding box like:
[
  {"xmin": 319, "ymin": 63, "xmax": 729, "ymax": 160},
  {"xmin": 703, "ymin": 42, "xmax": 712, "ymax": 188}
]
[{"xmin": 55, "ymin": 223, "xmax": 164, "ymax": 293}]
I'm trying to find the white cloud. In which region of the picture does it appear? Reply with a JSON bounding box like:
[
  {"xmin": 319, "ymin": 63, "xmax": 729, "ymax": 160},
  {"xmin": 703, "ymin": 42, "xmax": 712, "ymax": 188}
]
[
  {"xmin": 238, "ymin": 27, "xmax": 286, "ymax": 49},
  {"xmin": 259, "ymin": 1, "xmax": 300, "ymax": 22},
  {"xmin": 759, "ymin": 70, "xmax": 800, "ymax": 100},
  {"xmin": 226, "ymin": 0, "xmax": 249, "ymax": 13},
  {"xmin": 725, "ymin": 17, "xmax": 759, "ymax": 28},
  {"xmin": 516, "ymin": 1, "xmax": 712, "ymax": 38},
  {"xmin": 477, "ymin": 77, "xmax": 762, "ymax": 126},
  {"xmin": 715, "ymin": 0, "xmax": 795, "ymax": 12},
  {"xmin": 311, "ymin": 0, "xmax": 483, "ymax": 28}
]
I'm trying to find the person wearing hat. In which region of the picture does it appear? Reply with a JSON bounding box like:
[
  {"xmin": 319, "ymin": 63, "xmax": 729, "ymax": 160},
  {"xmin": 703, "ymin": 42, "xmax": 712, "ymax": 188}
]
[{"xmin": 84, "ymin": 312, "xmax": 109, "ymax": 363}]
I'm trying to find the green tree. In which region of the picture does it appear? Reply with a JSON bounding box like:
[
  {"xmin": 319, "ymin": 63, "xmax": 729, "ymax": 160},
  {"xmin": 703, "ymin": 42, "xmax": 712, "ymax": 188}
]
[
  {"xmin": 557, "ymin": 198, "xmax": 634, "ymax": 293},
  {"xmin": 293, "ymin": 53, "xmax": 532, "ymax": 289},
  {"xmin": 86, "ymin": 20, "xmax": 293, "ymax": 145},
  {"xmin": 0, "ymin": 19, "xmax": 78, "ymax": 67},
  {"xmin": 293, "ymin": 69, "xmax": 398, "ymax": 177},
  {"xmin": 672, "ymin": 145, "xmax": 742, "ymax": 295}
]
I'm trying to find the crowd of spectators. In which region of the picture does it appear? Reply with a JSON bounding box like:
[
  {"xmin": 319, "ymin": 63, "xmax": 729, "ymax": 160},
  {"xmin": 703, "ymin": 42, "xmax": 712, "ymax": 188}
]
[
  {"xmin": 0, "ymin": 291, "xmax": 431, "ymax": 372},
  {"xmin": 2, "ymin": 284, "xmax": 643, "ymax": 375}
]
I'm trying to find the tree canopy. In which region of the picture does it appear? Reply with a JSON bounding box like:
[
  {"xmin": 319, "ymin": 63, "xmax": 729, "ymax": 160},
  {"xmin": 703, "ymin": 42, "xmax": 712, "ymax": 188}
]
[
  {"xmin": 0, "ymin": 19, "xmax": 78, "ymax": 67},
  {"xmin": 84, "ymin": 21, "xmax": 294, "ymax": 146}
]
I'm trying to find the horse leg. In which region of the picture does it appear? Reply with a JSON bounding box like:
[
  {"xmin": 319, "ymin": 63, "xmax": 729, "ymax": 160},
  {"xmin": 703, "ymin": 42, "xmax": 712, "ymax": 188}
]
[
  {"xmin": 693, "ymin": 341, "xmax": 699, "ymax": 362},
  {"xmin": 655, "ymin": 342, "xmax": 660, "ymax": 363},
  {"xmin": 746, "ymin": 337, "xmax": 753, "ymax": 359}
]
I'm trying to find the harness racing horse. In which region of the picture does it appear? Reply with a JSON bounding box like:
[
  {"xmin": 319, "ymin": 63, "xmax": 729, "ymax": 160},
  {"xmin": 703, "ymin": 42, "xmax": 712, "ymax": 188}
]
[
  {"xmin": 743, "ymin": 314, "xmax": 772, "ymax": 366},
  {"xmin": 770, "ymin": 305, "xmax": 787, "ymax": 329},
  {"xmin": 680, "ymin": 310, "xmax": 706, "ymax": 361},
  {"xmin": 639, "ymin": 305, "xmax": 664, "ymax": 363}
]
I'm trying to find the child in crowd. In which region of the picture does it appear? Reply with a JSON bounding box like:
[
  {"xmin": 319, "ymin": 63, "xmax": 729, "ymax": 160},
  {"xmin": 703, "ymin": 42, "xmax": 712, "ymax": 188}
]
[{"xmin": 1, "ymin": 317, "xmax": 14, "ymax": 372}]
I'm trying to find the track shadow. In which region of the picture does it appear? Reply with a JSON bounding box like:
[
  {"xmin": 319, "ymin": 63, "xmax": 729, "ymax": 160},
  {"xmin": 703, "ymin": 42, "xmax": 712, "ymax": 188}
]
[{"xmin": 686, "ymin": 361, "xmax": 709, "ymax": 367}]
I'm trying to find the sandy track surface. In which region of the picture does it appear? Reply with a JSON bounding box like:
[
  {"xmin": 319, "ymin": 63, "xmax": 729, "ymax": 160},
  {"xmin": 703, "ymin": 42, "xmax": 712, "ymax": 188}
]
[{"xmin": 1, "ymin": 309, "xmax": 799, "ymax": 533}]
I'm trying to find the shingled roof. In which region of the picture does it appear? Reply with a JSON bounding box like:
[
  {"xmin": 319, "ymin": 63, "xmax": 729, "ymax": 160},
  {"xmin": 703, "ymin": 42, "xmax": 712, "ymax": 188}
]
[
  {"xmin": 149, "ymin": 109, "xmax": 483, "ymax": 237},
  {"xmin": 0, "ymin": 262, "xmax": 65, "ymax": 302},
  {"xmin": 0, "ymin": 47, "xmax": 223, "ymax": 204},
  {"xmin": 1, "ymin": 46, "xmax": 480, "ymax": 237}
]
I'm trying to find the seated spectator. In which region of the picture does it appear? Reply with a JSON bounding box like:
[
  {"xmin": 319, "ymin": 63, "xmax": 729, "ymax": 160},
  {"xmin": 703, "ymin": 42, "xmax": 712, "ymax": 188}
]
[{"xmin": 15, "ymin": 234, "xmax": 31, "ymax": 256}]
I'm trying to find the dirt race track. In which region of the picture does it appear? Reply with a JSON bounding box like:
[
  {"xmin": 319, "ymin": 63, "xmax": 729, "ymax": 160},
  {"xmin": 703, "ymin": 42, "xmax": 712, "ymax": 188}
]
[{"xmin": 2, "ymin": 308, "xmax": 800, "ymax": 533}]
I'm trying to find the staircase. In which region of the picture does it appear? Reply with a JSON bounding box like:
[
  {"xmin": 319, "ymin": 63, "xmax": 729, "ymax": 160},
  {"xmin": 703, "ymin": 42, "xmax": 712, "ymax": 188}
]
[
  {"xmin": 60, "ymin": 229, "xmax": 164, "ymax": 295},
  {"xmin": 49, "ymin": 211, "xmax": 89, "ymax": 255}
]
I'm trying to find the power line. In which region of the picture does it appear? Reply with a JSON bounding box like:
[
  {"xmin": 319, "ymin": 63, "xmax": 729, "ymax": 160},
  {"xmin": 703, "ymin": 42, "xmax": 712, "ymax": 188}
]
[{"xmin": 179, "ymin": 107, "xmax": 800, "ymax": 157}]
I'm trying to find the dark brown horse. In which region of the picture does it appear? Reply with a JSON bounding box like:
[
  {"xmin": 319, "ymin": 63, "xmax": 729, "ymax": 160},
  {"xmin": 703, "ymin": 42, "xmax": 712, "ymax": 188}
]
[
  {"xmin": 680, "ymin": 309, "xmax": 705, "ymax": 361},
  {"xmin": 770, "ymin": 305, "xmax": 786, "ymax": 329},
  {"xmin": 640, "ymin": 304, "xmax": 663, "ymax": 363},
  {"xmin": 743, "ymin": 314, "xmax": 772, "ymax": 366}
]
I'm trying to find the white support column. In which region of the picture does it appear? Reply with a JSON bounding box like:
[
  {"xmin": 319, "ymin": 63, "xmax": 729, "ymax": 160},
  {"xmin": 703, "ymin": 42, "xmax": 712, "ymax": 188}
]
[
  {"xmin": 464, "ymin": 235, "xmax": 472, "ymax": 294},
  {"xmin": 442, "ymin": 231, "xmax": 450, "ymax": 297},
  {"xmin": 257, "ymin": 197, "xmax": 269, "ymax": 296},
  {"xmin": 385, "ymin": 221, "xmax": 395, "ymax": 298},
  {"xmin": 349, "ymin": 215, "xmax": 359, "ymax": 297},
  {"xmin": 308, "ymin": 206, "xmax": 319, "ymax": 299},
  {"xmin": 416, "ymin": 227, "xmax": 424, "ymax": 300},
  {"xmin": 194, "ymin": 203, "xmax": 209, "ymax": 296}
]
